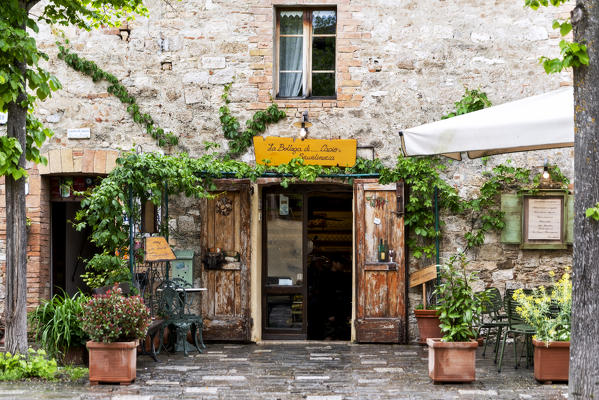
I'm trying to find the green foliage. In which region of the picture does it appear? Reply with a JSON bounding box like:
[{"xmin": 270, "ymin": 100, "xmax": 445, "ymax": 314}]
[
  {"xmin": 28, "ymin": 291, "xmax": 89, "ymax": 361},
  {"xmin": 514, "ymin": 269, "xmax": 571, "ymax": 342},
  {"xmin": 56, "ymin": 365, "xmax": 88, "ymax": 381},
  {"xmin": 58, "ymin": 44, "xmax": 178, "ymax": 147},
  {"xmin": 464, "ymin": 160, "xmax": 569, "ymax": 248},
  {"xmin": 441, "ymin": 88, "xmax": 491, "ymax": 119},
  {"xmin": 540, "ymin": 40, "xmax": 589, "ymax": 74},
  {"xmin": 1, "ymin": 0, "xmax": 149, "ymax": 181},
  {"xmin": 380, "ymin": 156, "xmax": 461, "ymax": 259},
  {"xmin": 219, "ymin": 83, "xmax": 286, "ymax": 156},
  {"xmin": 80, "ymin": 284, "xmax": 151, "ymax": 342},
  {"xmin": 524, "ymin": 0, "xmax": 568, "ymax": 9},
  {"xmin": 434, "ymin": 252, "xmax": 490, "ymax": 342},
  {"xmin": 585, "ymin": 202, "xmax": 599, "ymax": 221},
  {"xmin": 524, "ymin": 1, "xmax": 589, "ymax": 74},
  {"xmin": 0, "ymin": 349, "xmax": 57, "ymax": 381},
  {"xmin": 81, "ymin": 253, "xmax": 131, "ymax": 289}
]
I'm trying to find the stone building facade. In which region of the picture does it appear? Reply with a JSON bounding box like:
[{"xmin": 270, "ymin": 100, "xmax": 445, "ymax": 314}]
[{"xmin": 0, "ymin": 0, "xmax": 574, "ymax": 342}]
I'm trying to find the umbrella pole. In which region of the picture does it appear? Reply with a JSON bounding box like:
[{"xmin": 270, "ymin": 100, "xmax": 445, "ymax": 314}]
[{"xmin": 434, "ymin": 186, "xmax": 440, "ymax": 287}]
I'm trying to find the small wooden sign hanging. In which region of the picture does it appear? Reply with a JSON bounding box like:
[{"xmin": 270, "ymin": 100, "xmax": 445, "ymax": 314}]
[{"xmin": 145, "ymin": 236, "xmax": 176, "ymax": 262}]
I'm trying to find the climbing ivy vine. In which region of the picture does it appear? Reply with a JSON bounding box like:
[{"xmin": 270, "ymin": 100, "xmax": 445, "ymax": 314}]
[
  {"xmin": 219, "ymin": 83, "xmax": 286, "ymax": 157},
  {"xmin": 57, "ymin": 42, "xmax": 178, "ymax": 147}
]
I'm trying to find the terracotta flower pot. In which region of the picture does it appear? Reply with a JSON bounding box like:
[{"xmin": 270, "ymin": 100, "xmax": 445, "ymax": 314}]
[
  {"xmin": 87, "ymin": 340, "xmax": 137, "ymax": 385},
  {"xmin": 532, "ymin": 339, "xmax": 569, "ymax": 383},
  {"xmin": 427, "ymin": 338, "xmax": 478, "ymax": 383},
  {"xmin": 414, "ymin": 309, "xmax": 442, "ymax": 344}
]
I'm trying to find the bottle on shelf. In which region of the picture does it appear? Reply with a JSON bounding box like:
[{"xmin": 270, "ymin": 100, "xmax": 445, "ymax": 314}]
[{"xmin": 378, "ymin": 239, "xmax": 386, "ymax": 262}]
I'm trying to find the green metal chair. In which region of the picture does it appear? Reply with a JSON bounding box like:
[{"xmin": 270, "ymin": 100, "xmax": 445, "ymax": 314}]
[
  {"xmin": 497, "ymin": 288, "xmax": 535, "ymax": 372},
  {"xmin": 155, "ymin": 280, "xmax": 203, "ymax": 356},
  {"xmin": 476, "ymin": 287, "xmax": 508, "ymax": 361},
  {"xmin": 169, "ymin": 278, "xmax": 206, "ymax": 350}
]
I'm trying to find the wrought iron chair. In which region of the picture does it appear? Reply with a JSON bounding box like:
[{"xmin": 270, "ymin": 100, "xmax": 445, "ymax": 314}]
[
  {"xmin": 155, "ymin": 280, "xmax": 203, "ymax": 356},
  {"xmin": 497, "ymin": 288, "xmax": 535, "ymax": 372},
  {"xmin": 169, "ymin": 278, "xmax": 206, "ymax": 350}
]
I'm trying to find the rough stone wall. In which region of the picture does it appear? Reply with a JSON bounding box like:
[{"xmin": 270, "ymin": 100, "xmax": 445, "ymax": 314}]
[{"xmin": 0, "ymin": 0, "xmax": 575, "ymax": 339}]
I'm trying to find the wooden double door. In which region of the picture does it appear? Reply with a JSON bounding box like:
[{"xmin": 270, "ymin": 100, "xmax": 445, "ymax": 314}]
[{"xmin": 261, "ymin": 180, "xmax": 407, "ymax": 343}]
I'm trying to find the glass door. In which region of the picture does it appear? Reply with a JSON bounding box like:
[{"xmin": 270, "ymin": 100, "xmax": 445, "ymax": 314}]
[{"xmin": 262, "ymin": 190, "xmax": 307, "ymax": 339}]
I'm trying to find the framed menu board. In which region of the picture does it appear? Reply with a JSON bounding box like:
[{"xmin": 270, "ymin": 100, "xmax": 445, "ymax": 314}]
[{"xmin": 522, "ymin": 194, "xmax": 566, "ymax": 249}]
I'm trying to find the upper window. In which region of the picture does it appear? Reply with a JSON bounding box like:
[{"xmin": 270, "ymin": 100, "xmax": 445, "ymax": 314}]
[{"xmin": 276, "ymin": 8, "xmax": 337, "ymax": 99}]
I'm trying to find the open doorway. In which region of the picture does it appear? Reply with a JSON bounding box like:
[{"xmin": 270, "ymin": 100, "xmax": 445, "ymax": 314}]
[
  {"xmin": 261, "ymin": 185, "xmax": 352, "ymax": 341},
  {"xmin": 307, "ymin": 192, "xmax": 352, "ymax": 340},
  {"xmin": 51, "ymin": 202, "xmax": 99, "ymax": 296}
]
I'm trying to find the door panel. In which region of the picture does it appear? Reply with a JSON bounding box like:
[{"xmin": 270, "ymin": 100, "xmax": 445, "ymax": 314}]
[
  {"xmin": 354, "ymin": 179, "xmax": 406, "ymax": 343},
  {"xmin": 200, "ymin": 181, "xmax": 251, "ymax": 341}
]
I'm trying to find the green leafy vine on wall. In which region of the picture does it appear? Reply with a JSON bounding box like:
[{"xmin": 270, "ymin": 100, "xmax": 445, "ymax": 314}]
[
  {"xmin": 57, "ymin": 42, "xmax": 178, "ymax": 147},
  {"xmin": 441, "ymin": 88, "xmax": 492, "ymax": 120},
  {"xmin": 219, "ymin": 83, "xmax": 286, "ymax": 157}
]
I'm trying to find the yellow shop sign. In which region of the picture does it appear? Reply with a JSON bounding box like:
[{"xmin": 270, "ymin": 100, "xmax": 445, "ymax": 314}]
[{"xmin": 253, "ymin": 137, "xmax": 357, "ymax": 167}]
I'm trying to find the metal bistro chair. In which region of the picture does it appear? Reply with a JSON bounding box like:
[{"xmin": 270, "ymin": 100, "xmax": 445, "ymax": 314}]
[
  {"xmin": 155, "ymin": 280, "xmax": 203, "ymax": 356},
  {"xmin": 169, "ymin": 278, "xmax": 206, "ymax": 350},
  {"xmin": 497, "ymin": 288, "xmax": 535, "ymax": 372},
  {"xmin": 477, "ymin": 287, "xmax": 508, "ymax": 362}
]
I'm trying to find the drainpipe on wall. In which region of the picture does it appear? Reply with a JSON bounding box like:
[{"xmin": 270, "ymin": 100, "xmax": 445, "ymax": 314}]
[{"xmin": 128, "ymin": 185, "xmax": 134, "ymax": 278}]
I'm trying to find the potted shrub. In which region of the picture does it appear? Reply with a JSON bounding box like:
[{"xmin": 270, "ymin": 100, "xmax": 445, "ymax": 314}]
[
  {"xmin": 427, "ymin": 252, "xmax": 488, "ymax": 383},
  {"xmin": 29, "ymin": 290, "xmax": 89, "ymax": 365},
  {"xmin": 513, "ymin": 270, "xmax": 571, "ymax": 383},
  {"xmin": 414, "ymin": 302, "xmax": 442, "ymax": 345},
  {"xmin": 80, "ymin": 284, "xmax": 151, "ymax": 385}
]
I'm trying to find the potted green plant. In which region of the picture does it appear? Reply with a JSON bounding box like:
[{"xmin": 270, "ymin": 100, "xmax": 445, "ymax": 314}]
[
  {"xmin": 80, "ymin": 283, "xmax": 151, "ymax": 385},
  {"xmin": 427, "ymin": 252, "xmax": 488, "ymax": 383},
  {"xmin": 513, "ymin": 270, "xmax": 571, "ymax": 383},
  {"xmin": 29, "ymin": 290, "xmax": 89, "ymax": 365}
]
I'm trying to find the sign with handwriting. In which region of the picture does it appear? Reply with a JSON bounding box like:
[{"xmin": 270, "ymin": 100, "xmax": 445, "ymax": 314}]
[
  {"xmin": 145, "ymin": 236, "xmax": 176, "ymax": 262},
  {"xmin": 253, "ymin": 137, "xmax": 357, "ymax": 167}
]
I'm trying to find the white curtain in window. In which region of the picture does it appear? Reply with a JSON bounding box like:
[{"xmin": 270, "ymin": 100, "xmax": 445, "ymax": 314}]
[{"xmin": 279, "ymin": 11, "xmax": 303, "ymax": 97}]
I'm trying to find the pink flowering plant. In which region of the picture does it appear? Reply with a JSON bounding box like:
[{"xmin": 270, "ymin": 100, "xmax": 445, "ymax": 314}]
[{"xmin": 80, "ymin": 284, "xmax": 151, "ymax": 343}]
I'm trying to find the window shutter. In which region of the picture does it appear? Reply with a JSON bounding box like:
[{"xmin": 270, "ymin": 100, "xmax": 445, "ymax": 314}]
[
  {"xmin": 501, "ymin": 194, "xmax": 522, "ymax": 244},
  {"xmin": 566, "ymin": 194, "xmax": 574, "ymax": 244}
]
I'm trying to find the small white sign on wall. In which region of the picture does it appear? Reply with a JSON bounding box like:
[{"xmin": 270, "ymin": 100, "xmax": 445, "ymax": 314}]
[
  {"xmin": 0, "ymin": 112, "xmax": 7, "ymax": 124},
  {"xmin": 67, "ymin": 128, "xmax": 91, "ymax": 139}
]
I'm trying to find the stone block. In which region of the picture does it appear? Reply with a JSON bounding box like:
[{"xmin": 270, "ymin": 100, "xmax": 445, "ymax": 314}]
[
  {"xmin": 209, "ymin": 70, "xmax": 234, "ymax": 85},
  {"xmin": 184, "ymin": 87, "xmax": 208, "ymax": 105},
  {"xmin": 202, "ymin": 56, "xmax": 226, "ymax": 69},
  {"xmin": 177, "ymin": 215, "xmax": 196, "ymax": 233},
  {"xmin": 183, "ymin": 72, "xmax": 210, "ymax": 86},
  {"xmin": 492, "ymin": 269, "xmax": 514, "ymax": 282},
  {"xmin": 48, "ymin": 149, "xmax": 61, "ymax": 174},
  {"xmin": 60, "ymin": 148, "xmax": 74, "ymax": 173}
]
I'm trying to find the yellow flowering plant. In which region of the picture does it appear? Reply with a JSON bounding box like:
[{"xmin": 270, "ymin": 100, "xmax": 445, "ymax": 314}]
[{"xmin": 513, "ymin": 270, "xmax": 571, "ymax": 343}]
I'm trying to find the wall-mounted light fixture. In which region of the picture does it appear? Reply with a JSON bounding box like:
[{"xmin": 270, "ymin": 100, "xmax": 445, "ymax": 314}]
[
  {"xmin": 292, "ymin": 110, "xmax": 312, "ymax": 140},
  {"xmin": 542, "ymin": 159, "xmax": 550, "ymax": 179}
]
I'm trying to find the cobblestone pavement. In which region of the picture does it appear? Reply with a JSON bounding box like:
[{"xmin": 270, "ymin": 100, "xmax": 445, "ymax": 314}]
[{"xmin": 0, "ymin": 342, "xmax": 567, "ymax": 399}]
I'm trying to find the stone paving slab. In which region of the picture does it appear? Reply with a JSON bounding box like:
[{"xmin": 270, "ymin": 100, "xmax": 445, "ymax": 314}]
[{"xmin": 0, "ymin": 342, "xmax": 567, "ymax": 399}]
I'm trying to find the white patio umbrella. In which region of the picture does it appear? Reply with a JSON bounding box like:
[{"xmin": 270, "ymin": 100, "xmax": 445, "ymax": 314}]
[{"xmin": 399, "ymin": 87, "xmax": 574, "ymax": 160}]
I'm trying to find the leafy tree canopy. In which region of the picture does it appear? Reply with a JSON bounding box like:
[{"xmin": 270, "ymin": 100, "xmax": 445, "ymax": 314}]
[{"xmin": 0, "ymin": 0, "xmax": 148, "ymax": 180}]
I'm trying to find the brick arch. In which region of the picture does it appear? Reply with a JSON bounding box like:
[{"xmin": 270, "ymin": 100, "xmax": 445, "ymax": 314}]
[{"xmin": 37, "ymin": 148, "xmax": 119, "ymax": 175}]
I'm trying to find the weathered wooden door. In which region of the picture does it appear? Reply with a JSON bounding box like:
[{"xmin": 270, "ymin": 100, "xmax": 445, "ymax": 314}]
[
  {"xmin": 200, "ymin": 180, "xmax": 251, "ymax": 341},
  {"xmin": 354, "ymin": 179, "xmax": 407, "ymax": 343}
]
